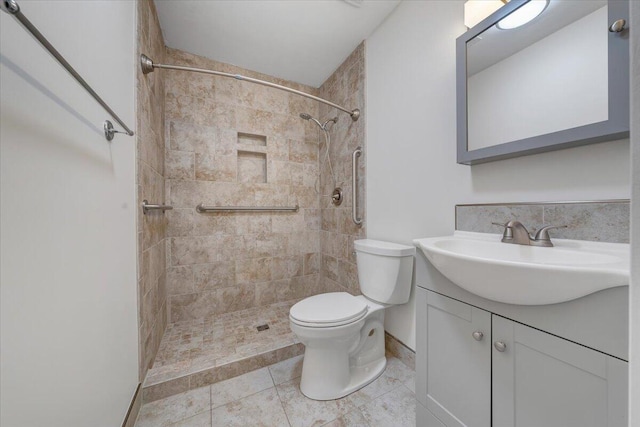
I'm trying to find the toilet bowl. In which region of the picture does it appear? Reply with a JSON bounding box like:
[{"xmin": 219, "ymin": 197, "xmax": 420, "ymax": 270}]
[{"xmin": 289, "ymin": 239, "xmax": 415, "ymax": 400}]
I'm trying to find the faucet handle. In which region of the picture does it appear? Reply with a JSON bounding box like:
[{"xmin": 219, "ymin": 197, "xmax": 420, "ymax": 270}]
[
  {"xmin": 492, "ymin": 222, "xmax": 513, "ymax": 239},
  {"xmin": 533, "ymin": 225, "xmax": 567, "ymax": 241}
]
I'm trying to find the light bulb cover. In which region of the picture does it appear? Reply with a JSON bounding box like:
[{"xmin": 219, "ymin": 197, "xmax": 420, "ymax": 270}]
[
  {"xmin": 497, "ymin": 0, "xmax": 549, "ymax": 30},
  {"xmin": 464, "ymin": 0, "xmax": 506, "ymax": 29}
]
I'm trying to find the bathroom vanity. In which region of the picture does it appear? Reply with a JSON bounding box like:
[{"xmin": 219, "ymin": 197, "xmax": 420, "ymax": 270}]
[{"xmin": 413, "ymin": 235, "xmax": 629, "ymax": 427}]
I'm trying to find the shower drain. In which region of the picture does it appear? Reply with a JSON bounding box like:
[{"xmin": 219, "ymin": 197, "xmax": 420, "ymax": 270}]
[{"xmin": 256, "ymin": 324, "xmax": 270, "ymax": 332}]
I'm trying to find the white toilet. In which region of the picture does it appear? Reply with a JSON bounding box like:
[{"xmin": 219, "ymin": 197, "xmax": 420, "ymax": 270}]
[{"xmin": 289, "ymin": 239, "xmax": 415, "ymax": 400}]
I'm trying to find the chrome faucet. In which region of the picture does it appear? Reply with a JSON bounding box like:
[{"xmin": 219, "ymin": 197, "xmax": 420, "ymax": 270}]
[{"xmin": 492, "ymin": 221, "xmax": 567, "ymax": 247}]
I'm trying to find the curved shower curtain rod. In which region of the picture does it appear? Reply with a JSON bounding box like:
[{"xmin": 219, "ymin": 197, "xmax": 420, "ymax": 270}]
[{"xmin": 140, "ymin": 54, "xmax": 360, "ymax": 121}]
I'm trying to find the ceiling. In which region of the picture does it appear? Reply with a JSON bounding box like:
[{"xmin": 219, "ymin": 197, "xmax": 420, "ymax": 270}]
[{"xmin": 154, "ymin": 0, "xmax": 401, "ymax": 88}]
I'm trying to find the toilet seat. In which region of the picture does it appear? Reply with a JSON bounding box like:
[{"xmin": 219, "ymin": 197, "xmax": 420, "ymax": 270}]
[{"xmin": 290, "ymin": 292, "xmax": 368, "ymax": 328}]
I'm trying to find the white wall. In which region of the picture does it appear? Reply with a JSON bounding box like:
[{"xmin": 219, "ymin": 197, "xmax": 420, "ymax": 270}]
[
  {"xmin": 366, "ymin": 0, "xmax": 630, "ymax": 349},
  {"xmin": 468, "ymin": 6, "xmax": 608, "ymax": 150},
  {"xmin": 0, "ymin": 2, "xmax": 138, "ymax": 426},
  {"xmin": 629, "ymin": 0, "xmax": 639, "ymax": 422}
]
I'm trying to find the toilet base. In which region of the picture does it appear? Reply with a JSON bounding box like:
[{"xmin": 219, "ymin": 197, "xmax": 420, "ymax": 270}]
[
  {"xmin": 294, "ymin": 299, "xmax": 388, "ymax": 401},
  {"xmin": 300, "ymin": 356, "xmax": 387, "ymax": 401}
]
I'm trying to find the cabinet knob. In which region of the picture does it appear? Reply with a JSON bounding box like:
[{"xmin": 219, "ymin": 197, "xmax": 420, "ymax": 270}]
[
  {"xmin": 609, "ymin": 19, "xmax": 626, "ymax": 33},
  {"xmin": 494, "ymin": 341, "xmax": 507, "ymax": 352},
  {"xmin": 472, "ymin": 331, "xmax": 484, "ymax": 341}
]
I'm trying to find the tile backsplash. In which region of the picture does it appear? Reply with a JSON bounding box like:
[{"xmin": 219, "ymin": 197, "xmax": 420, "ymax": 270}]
[{"xmin": 456, "ymin": 200, "xmax": 630, "ymax": 243}]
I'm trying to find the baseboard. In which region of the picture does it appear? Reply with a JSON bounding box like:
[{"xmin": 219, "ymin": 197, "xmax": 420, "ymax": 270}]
[
  {"xmin": 122, "ymin": 383, "xmax": 143, "ymax": 427},
  {"xmin": 385, "ymin": 332, "xmax": 416, "ymax": 370}
]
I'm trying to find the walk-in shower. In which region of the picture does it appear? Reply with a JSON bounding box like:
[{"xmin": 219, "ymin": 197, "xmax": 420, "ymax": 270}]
[{"xmin": 138, "ymin": 40, "xmax": 365, "ymax": 402}]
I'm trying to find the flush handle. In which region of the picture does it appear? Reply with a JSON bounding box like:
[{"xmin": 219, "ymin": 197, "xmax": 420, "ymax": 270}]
[{"xmin": 472, "ymin": 331, "xmax": 484, "ymax": 341}]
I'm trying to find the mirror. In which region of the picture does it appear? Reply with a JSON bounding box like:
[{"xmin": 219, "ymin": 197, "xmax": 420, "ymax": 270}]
[{"xmin": 457, "ymin": 0, "xmax": 629, "ymax": 165}]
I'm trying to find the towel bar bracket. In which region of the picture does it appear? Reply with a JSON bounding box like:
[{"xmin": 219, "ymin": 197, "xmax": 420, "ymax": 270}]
[{"xmin": 142, "ymin": 200, "xmax": 173, "ymax": 215}]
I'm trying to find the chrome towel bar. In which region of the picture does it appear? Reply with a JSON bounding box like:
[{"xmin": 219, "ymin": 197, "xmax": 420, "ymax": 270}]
[
  {"xmin": 142, "ymin": 200, "xmax": 173, "ymax": 215},
  {"xmin": 352, "ymin": 146, "xmax": 363, "ymax": 226},
  {"xmin": 1, "ymin": 0, "xmax": 134, "ymax": 141},
  {"xmin": 196, "ymin": 203, "xmax": 299, "ymax": 213}
]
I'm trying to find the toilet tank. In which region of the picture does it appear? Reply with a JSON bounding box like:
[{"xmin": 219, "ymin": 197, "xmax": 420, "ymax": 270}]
[{"xmin": 354, "ymin": 239, "xmax": 415, "ymax": 304}]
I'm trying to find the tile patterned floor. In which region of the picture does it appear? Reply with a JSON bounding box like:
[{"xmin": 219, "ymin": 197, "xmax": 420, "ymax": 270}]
[
  {"xmin": 146, "ymin": 301, "xmax": 300, "ymax": 386},
  {"xmin": 136, "ymin": 355, "xmax": 416, "ymax": 427}
]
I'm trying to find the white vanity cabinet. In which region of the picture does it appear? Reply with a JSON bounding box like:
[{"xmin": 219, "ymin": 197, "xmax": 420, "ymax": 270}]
[
  {"xmin": 491, "ymin": 315, "xmax": 627, "ymax": 427},
  {"xmin": 416, "ymin": 289, "xmax": 491, "ymax": 427},
  {"xmin": 416, "ymin": 287, "xmax": 628, "ymax": 427}
]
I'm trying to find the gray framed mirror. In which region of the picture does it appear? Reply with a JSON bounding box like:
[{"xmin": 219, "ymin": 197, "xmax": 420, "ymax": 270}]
[{"xmin": 457, "ymin": 0, "xmax": 629, "ymax": 165}]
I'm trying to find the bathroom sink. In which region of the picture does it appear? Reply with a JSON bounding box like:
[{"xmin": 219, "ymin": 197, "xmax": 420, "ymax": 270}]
[{"xmin": 413, "ymin": 231, "xmax": 629, "ymax": 305}]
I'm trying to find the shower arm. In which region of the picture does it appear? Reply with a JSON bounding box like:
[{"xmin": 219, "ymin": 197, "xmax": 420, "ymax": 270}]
[{"xmin": 140, "ymin": 54, "xmax": 360, "ymax": 121}]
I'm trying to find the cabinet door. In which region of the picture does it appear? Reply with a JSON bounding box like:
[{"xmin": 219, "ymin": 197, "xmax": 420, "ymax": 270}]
[
  {"xmin": 416, "ymin": 289, "xmax": 491, "ymax": 427},
  {"xmin": 492, "ymin": 315, "xmax": 628, "ymax": 427},
  {"xmin": 417, "ymin": 401, "xmax": 446, "ymax": 427}
]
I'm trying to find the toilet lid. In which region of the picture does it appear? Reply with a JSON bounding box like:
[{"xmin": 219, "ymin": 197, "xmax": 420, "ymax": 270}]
[{"xmin": 290, "ymin": 292, "xmax": 368, "ymax": 326}]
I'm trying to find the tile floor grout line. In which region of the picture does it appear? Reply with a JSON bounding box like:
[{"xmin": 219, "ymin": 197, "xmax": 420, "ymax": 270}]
[
  {"xmin": 317, "ymin": 408, "xmax": 369, "ymax": 427},
  {"xmin": 273, "ymin": 381, "xmax": 295, "ymax": 427},
  {"xmin": 357, "ymin": 381, "xmax": 413, "ymax": 412},
  {"xmin": 211, "ymin": 386, "xmax": 274, "ymax": 411},
  {"xmin": 267, "ymin": 364, "xmax": 277, "ymax": 385},
  {"xmin": 208, "ymin": 384, "xmax": 213, "ymax": 425}
]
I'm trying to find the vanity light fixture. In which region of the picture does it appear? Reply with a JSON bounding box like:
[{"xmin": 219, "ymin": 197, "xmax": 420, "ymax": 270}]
[{"xmin": 497, "ymin": 0, "xmax": 549, "ymax": 30}]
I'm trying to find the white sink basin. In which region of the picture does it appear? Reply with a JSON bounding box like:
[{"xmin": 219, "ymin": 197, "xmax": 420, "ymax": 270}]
[{"xmin": 413, "ymin": 231, "xmax": 629, "ymax": 305}]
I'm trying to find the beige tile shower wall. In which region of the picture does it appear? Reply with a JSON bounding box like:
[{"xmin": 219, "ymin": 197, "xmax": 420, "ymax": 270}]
[
  {"xmin": 137, "ymin": 0, "xmax": 168, "ymax": 381},
  {"xmin": 318, "ymin": 43, "xmax": 367, "ymax": 294},
  {"xmin": 164, "ymin": 48, "xmax": 326, "ymax": 322}
]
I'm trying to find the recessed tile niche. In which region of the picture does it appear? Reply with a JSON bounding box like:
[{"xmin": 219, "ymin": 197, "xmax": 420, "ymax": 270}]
[
  {"xmin": 237, "ymin": 132, "xmax": 267, "ymax": 183},
  {"xmin": 238, "ymin": 132, "xmax": 267, "ymax": 147}
]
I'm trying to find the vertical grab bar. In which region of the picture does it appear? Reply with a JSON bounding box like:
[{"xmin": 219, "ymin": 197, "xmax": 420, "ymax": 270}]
[{"xmin": 352, "ymin": 146, "xmax": 363, "ymax": 226}]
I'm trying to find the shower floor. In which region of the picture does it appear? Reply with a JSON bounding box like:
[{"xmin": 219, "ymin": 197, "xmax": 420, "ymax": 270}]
[{"xmin": 143, "ymin": 300, "xmax": 304, "ymax": 401}]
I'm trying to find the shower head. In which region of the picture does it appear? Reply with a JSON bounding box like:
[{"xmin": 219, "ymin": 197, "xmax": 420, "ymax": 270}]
[
  {"xmin": 299, "ymin": 113, "xmax": 337, "ymax": 131},
  {"xmin": 299, "ymin": 112, "xmax": 324, "ymax": 130}
]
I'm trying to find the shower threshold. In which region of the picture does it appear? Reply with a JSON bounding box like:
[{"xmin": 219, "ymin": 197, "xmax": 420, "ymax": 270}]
[{"xmin": 143, "ymin": 300, "xmax": 303, "ymax": 402}]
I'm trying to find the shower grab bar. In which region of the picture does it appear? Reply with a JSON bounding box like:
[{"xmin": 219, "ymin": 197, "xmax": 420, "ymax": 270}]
[
  {"xmin": 142, "ymin": 200, "xmax": 173, "ymax": 214},
  {"xmin": 1, "ymin": 0, "xmax": 134, "ymax": 141},
  {"xmin": 140, "ymin": 54, "xmax": 360, "ymax": 122},
  {"xmin": 352, "ymin": 146, "xmax": 363, "ymax": 226},
  {"xmin": 196, "ymin": 203, "xmax": 299, "ymax": 213}
]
